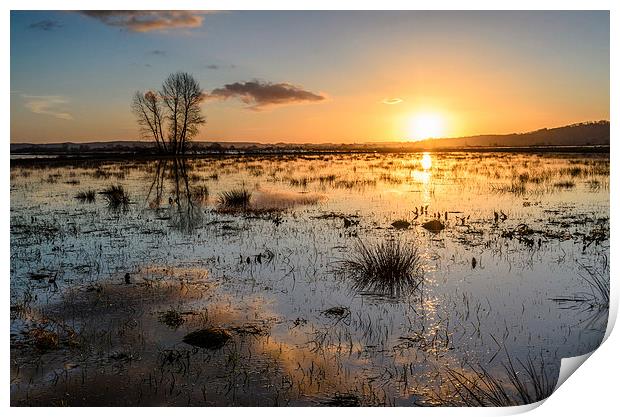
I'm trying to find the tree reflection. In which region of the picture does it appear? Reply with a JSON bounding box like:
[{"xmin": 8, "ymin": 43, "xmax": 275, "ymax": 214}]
[{"xmin": 146, "ymin": 158, "xmax": 206, "ymax": 233}]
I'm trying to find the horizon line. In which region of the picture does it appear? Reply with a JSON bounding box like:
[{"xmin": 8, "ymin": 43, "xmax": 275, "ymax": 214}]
[{"xmin": 10, "ymin": 119, "xmax": 610, "ymax": 146}]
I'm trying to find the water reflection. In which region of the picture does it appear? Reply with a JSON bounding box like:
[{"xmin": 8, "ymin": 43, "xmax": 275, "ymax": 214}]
[
  {"xmin": 421, "ymin": 152, "xmax": 432, "ymax": 170},
  {"xmin": 146, "ymin": 158, "xmax": 205, "ymax": 233},
  {"xmin": 9, "ymin": 152, "xmax": 609, "ymax": 406}
]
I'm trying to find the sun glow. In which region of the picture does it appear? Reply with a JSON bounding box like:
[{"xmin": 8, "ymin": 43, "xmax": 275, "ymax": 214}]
[{"xmin": 408, "ymin": 113, "xmax": 446, "ymax": 141}]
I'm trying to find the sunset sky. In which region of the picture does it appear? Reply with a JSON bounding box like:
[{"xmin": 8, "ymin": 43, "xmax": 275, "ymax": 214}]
[{"xmin": 10, "ymin": 10, "xmax": 609, "ymax": 143}]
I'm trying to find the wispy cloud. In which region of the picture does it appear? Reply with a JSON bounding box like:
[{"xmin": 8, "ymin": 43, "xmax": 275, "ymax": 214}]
[
  {"xmin": 382, "ymin": 98, "xmax": 403, "ymax": 105},
  {"xmin": 22, "ymin": 95, "xmax": 73, "ymax": 120},
  {"xmin": 208, "ymin": 80, "xmax": 326, "ymax": 110},
  {"xmin": 205, "ymin": 63, "xmax": 236, "ymax": 70},
  {"xmin": 28, "ymin": 19, "xmax": 63, "ymax": 31},
  {"xmin": 80, "ymin": 11, "xmax": 208, "ymax": 32}
]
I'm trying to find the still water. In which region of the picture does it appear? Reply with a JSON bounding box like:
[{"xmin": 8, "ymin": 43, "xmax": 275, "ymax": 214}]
[{"xmin": 10, "ymin": 152, "xmax": 609, "ymax": 406}]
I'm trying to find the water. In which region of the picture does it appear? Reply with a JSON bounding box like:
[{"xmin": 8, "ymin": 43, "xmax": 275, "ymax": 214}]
[{"xmin": 10, "ymin": 151, "xmax": 609, "ymax": 406}]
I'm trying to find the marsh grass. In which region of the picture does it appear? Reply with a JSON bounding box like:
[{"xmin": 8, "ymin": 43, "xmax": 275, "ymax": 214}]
[
  {"xmin": 320, "ymin": 393, "xmax": 361, "ymax": 406},
  {"xmin": 26, "ymin": 327, "xmax": 59, "ymax": 351},
  {"xmin": 490, "ymin": 182, "xmax": 527, "ymax": 196},
  {"xmin": 553, "ymin": 180, "xmax": 576, "ymax": 189},
  {"xmin": 75, "ymin": 189, "xmax": 96, "ymax": 203},
  {"xmin": 9, "ymin": 153, "xmax": 610, "ymax": 406},
  {"xmin": 578, "ymin": 258, "xmax": 611, "ymax": 307},
  {"xmin": 337, "ymin": 239, "xmax": 423, "ymax": 297},
  {"xmin": 190, "ymin": 185, "xmax": 209, "ymax": 204},
  {"xmin": 158, "ymin": 309, "xmax": 185, "ymax": 328},
  {"xmin": 100, "ymin": 185, "xmax": 130, "ymax": 210},
  {"xmin": 441, "ymin": 353, "xmax": 554, "ymax": 406},
  {"xmin": 551, "ymin": 256, "xmax": 609, "ymax": 310},
  {"xmin": 218, "ymin": 188, "xmax": 252, "ymax": 209},
  {"xmin": 321, "ymin": 306, "xmax": 351, "ymax": 324}
]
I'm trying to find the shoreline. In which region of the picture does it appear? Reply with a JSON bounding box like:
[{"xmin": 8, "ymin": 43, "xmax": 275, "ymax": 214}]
[{"xmin": 9, "ymin": 145, "xmax": 611, "ymax": 166}]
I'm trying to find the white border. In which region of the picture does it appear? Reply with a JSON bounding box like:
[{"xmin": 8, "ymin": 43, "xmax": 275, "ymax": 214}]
[{"xmin": 3, "ymin": 2, "xmax": 617, "ymax": 416}]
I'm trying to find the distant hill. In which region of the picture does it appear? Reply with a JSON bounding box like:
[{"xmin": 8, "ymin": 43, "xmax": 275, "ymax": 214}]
[
  {"xmin": 412, "ymin": 120, "xmax": 609, "ymax": 149},
  {"xmin": 10, "ymin": 121, "xmax": 609, "ymax": 155}
]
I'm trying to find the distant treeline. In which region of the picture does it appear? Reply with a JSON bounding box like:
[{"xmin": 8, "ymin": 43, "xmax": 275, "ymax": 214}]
[{"xmin": 11, "ymin": 120, "xmax": 609, "ymax": 156}]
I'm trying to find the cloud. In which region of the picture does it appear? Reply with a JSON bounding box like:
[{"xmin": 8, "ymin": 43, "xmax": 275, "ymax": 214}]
[
  {"xmin": 382, "ymin": 98, "xmax": 403, "ymax": 105},
  {"xmin": 208, "ymin": 80, "xmax": 326, "ymax": 110},
  {"xmin": 80, "ymin": 11, "xmax": 206, "ymax": 32},
  {"xmin": 205, "ymin": 64, "xmax": 236, "ymax": 70},
  {"xmin": 149, "ymin": 49, "xmax": 166, "ymax": 56},
  {"xmin": 22, "ymin": 95, "xmax": 73, "ymax": 120},
  {"xmin": 28, "ymin": 20, "xmax": 63, "ymax": 31}
]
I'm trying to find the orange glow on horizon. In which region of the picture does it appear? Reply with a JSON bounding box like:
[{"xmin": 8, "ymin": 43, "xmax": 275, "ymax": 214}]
[{"xmin": 408, "ymin": 112, "xmax": 446, "ymax": 141}]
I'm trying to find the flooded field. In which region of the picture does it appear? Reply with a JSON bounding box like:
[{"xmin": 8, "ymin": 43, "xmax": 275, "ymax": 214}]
[{"xmin": 10, "ymin": 151, "xmax": 609, "ymax": 406}]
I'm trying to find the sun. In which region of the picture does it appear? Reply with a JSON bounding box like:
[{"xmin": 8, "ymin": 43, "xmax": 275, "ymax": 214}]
[{"xmin": 408, "ymin": 112, "xmax": 445, "ymax": 141}]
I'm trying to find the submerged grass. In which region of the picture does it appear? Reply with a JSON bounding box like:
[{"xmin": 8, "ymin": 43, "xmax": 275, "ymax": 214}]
[
  {"xmin": 551, "ymin": 256, "xmax": 609, "ymax": 310},
  {"xmin": 26, "ymin": 327, "xmax": 60, "ymax": 351},
  {"xmin": 100, "ymin": 185, "xmax": 130, "ymax": 210},
  {"xmin": 553, "ymin": 180, "xmax": 576, "ymax": 189},
  {"xmin": 337, "ymin": 238, "xmax": 423, "ymax": 297},
  {"xmin": 218, "ymin": 188, "xmax": 252, "ymax": 209},
  {"xmin": 191, "ymin": 185, "xmax": 209, "ymax": 204},
  {"xmin": 577, "ymin": 258, "xmax": 610, "ymax": 307},
  {"xmin": 320, "ymin": 393, "xmax": 361, "ymax": 406},
  {"xmin": 441, "ymin": 352, "xmax": 554, "ymax": 406},
  {"xmin": 10, "ymin": 153, "xmax": 609, "ymax": 406},
  {"xmin": 158, "ymin": 309, "xmax": 185, "ymax": 328},
  {"xmin": 75, "ymin": 189, "xmax": 96, "ymax": 203}
]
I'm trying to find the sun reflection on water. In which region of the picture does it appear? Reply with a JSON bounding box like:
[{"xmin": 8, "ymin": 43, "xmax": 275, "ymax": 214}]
[{"xmin": 421, "ymin": 153, "xmax": 432, "ymax": 170}]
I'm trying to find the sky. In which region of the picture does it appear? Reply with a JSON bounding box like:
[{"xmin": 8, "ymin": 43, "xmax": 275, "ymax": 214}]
[{"xmin": 10, "ymin": 10, "xmax": 610, "ymax": 143}]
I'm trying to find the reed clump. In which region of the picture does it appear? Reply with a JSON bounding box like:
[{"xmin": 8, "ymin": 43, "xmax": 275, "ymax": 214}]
[
  {"xmin": 440, "ymin": 353, "xmax": 554, "ymax": 406},
  {"xmin": 337, "ymin": 238, "xmax": 424, "ymax": 296},
  {"xmin": 26, "ymin": 327, "xmax": 59, "ymax": 351},
  {"xmin": 101, "ymin": 185, "xmax": 130, "ymax": 210},
  {"xmin": 218, "ymin": 188, "xmax": 252, "ymax": 209},
  {"xmin": 158, "ymin": 309, "xmax": 185, "ymax": 328},
  {"xmin": 75, "ymin": 189, "xmax": 96, "ymax": 203}
]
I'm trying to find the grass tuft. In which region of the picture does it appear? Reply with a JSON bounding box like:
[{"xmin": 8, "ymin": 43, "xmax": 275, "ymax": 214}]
[
  {"xmin": 75, "ymin": 189, "xmax": 96, "ymax": 203},
  {"xmin": 550, "ymin": 256, "xmax": 609, "ymax": 310},
  {"xmin": 158, "ymin": 309, "xmax": 185, "ymax": 328},
  {"xmin": 577, "ymin": 258, "xmax": 610, "ymax": 307},
  {"xmin": 321, "ymin": 393, "xmax": 361, "ymax": 406},
  {"xmin": 337, "ymin": 238, "xmax": 423, "ymax": 297},
  {"xmin": 440, "ymin": 352, "xmax": 555, "ymax": 406},
  {"xmin": 26, "ymin": 327, "xmax": 59, "ymax": 351},
  {"xmin": 100, "ymin": 185, "xmax": 130, "ymax": 210},
  {"xmin": 218, "ymin": 188, "xmax": 252, "ymax": 209}
]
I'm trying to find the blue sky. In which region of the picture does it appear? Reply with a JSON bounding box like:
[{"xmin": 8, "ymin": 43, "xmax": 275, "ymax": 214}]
[{"xmin": 10, "ymin": 10, "xmax": 609, "ymax": 143}]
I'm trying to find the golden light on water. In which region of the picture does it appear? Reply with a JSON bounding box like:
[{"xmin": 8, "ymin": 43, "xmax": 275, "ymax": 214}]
[
  {"xmin": 421, "ymin": 152, "xmax": 432, "ymax": 170},
  {"xmin": 409, "ymin": 113, "xmax": 445, "ymax": 141},
  {"xmin": 411, "ymin": 152, "xmax": 432, "ymax": 190}
]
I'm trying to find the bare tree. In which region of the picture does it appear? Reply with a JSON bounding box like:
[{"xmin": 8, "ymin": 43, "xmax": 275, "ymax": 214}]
[
  {"xmin": 132, "ymin": 90, "xmax": 166, "ymax": 152},
  {"xmin": 132, "ymin": 72, "xmax": 205, "ymax": 154}
]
